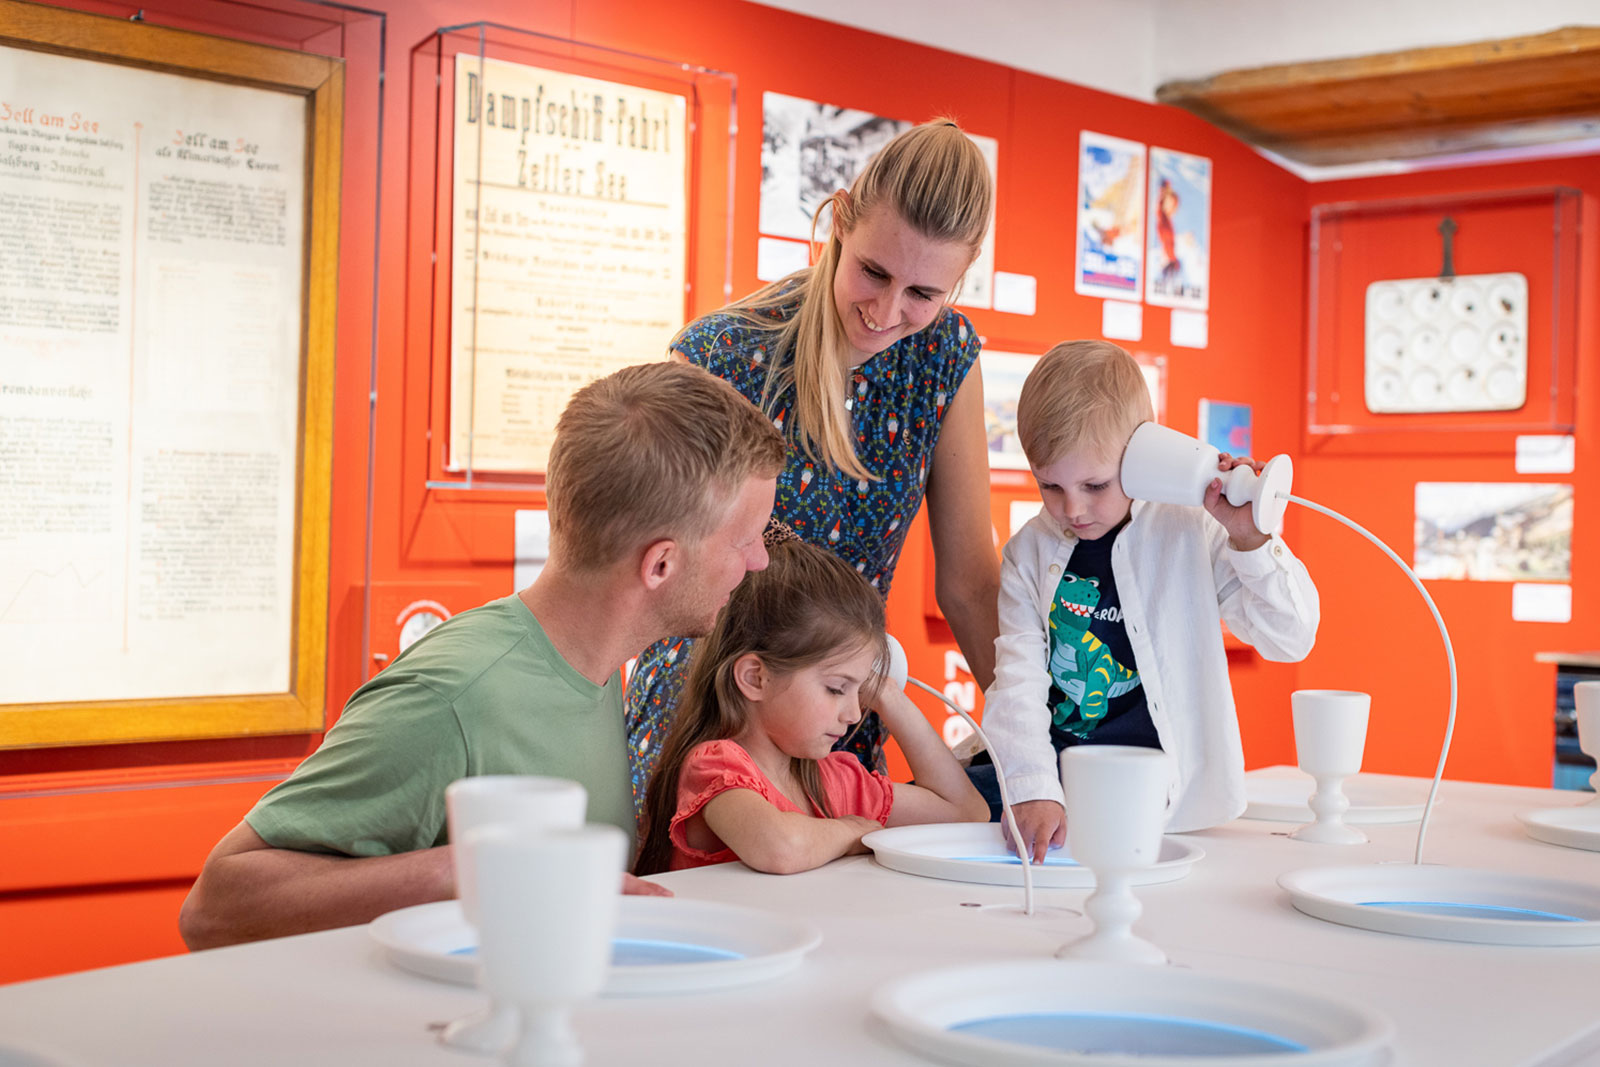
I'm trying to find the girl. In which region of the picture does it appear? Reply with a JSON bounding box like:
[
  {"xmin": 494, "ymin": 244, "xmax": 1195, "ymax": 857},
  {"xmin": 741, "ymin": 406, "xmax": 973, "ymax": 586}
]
[
  {"xmin": 634, "ymin": 527, "xmax": 988, "ymax": 876},
  {"xmin": 627, "ymin": 118, "xmax": 1002, "ymax": 806}
]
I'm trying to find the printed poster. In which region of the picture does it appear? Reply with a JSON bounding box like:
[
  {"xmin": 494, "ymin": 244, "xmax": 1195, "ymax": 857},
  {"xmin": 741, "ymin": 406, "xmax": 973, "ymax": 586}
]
[
  {"xmin": 449, "ymin": 56, "xmax": 688, "ymax": 472},
  {"xmin": 1075, "ymin": 131, "xmax": 1145, "ymax": 301},
  {"xmin": 759, "ymin": 91, "xmax": 998, "ymax": 308},
  {"xmin": 0, "ymin": 43, "xmax": 305, "ymax": 705},
  {"xmin": 1198, "ymin": 399, "xmax": 1252, "ymax": 455},
  {"xmin": 1145, "ymin": 147, "xmax": 1211, "ymax": 309},
  {"xmin": 979, "ymin": 350, "xmax": 1036, "ymax": 470},
  {"xmin": 1413, "ymin": 482, "xmax": 1573, "ymax": 582}
]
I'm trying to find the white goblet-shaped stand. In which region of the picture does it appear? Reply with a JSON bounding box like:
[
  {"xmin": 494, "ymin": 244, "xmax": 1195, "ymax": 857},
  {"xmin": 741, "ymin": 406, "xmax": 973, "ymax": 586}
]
[
  {"xmin": 442, "ymin": 776, "xmax": 588, "ymax": 1054},
  {"xmin": 463, "ymin": 823, "xmax": 627, "ymax": 1067},
  {"xmin": 1055, "ymin": 746, "xmax": 1173, "ymax": 966},
  {"xmin": 1575, "ymin": 682, "xmax": 1600, "ymax": 803},
  {"xmin": 1290, "ymin": 690, "xmax": 1371, "ymax": 844}
]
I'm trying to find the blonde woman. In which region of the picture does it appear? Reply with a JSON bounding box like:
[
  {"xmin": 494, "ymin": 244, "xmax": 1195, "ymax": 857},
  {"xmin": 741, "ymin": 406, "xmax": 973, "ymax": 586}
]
[{"xmin": 627, "ymin": 119, "xmax": 1002, "ymax": 801}]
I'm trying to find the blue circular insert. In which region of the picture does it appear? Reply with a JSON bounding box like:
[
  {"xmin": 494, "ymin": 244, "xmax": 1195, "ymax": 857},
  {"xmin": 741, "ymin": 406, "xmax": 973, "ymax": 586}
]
[
  {"xmin": 610, "ymin": 938, "xmax": 743, "ymax": 965},
  {"xmin": 951, "ymin": 1011, "xmax": 1308, "ymax": 1055},
  {"xmin": 449, "ymin": 939, "xmax": 745, "ymax": 964},
  {"xmin": 953, "ymin": 854, "xmax": 1082, "ymax": 867},
  {"xmin": 1359, "ymin": 900, "xmax": 1583, "ymax": 922}
]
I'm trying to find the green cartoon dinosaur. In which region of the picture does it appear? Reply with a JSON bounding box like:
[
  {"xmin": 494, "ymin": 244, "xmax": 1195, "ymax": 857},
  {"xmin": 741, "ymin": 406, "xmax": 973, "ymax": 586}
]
[{"xmin": 1047, "ymin": 572, "xmax": 1140, "ymax": 737}]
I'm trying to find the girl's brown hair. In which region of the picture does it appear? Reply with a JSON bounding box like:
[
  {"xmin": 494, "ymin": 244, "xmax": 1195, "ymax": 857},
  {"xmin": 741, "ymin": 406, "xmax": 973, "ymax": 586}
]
[
  {"xmin": 633, "ymin": 535, "xmax": 889, "ymax": 875},
  {"xmin": 675, "ymin": 118, "xmax": 993, "ymax": 482}
]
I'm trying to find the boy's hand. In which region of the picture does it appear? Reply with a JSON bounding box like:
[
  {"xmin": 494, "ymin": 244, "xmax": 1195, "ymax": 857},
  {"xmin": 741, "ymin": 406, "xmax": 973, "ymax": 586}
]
[
  {"xmin": 1204, "ymin": 452, "xmax": 1270, "ymax": 552},
  {"xmin": 1003, "ymin": 799, "xmax": 1066, "ymax": 865}
]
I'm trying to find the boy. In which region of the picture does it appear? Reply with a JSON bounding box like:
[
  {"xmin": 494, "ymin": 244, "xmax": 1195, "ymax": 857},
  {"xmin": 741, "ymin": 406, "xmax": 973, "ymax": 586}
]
[
  {"xmin": 180, "ymin": 362, "xmax": 787, "ymax": 948},
  {"xmin": 976, "ymin": 340, "xmax": 1319, "ymax": 862}
]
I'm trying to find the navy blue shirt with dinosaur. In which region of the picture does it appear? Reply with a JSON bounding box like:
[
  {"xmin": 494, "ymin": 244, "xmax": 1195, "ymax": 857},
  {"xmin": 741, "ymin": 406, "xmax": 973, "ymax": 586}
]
[{"xmin": 1047, "ymin": 520, "xmax": 1159, "ymax": 752}]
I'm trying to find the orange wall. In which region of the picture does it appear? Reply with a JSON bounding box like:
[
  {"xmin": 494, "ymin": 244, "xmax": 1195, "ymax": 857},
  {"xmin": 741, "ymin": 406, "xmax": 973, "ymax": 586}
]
[
  {"xmin": 1292, "ymin": 159, "xmax": 1599, "ymax": 786},
  {"xmin": 2, "ymin": 0, "xmax": 1591, "ymax": 983}
]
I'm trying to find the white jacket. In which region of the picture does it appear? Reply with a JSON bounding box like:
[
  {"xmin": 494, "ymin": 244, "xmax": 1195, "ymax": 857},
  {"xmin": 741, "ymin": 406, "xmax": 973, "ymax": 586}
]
[{"xmin": 984, "ymin": 500, "xmax": 1320, "ymax": 832}]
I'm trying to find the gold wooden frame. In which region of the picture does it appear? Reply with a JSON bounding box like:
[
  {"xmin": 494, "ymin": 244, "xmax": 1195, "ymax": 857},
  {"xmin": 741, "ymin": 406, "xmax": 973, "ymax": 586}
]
[{"xmin": 0, "ymin": 1, "xmax": 341, "ymax": 747}]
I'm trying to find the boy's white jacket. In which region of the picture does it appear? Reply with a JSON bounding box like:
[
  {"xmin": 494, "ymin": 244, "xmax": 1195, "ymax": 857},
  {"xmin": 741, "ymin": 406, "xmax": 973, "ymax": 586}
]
[{"xmin": 983, "ymin": 500, "xmax": 1320, "ymax": 833}]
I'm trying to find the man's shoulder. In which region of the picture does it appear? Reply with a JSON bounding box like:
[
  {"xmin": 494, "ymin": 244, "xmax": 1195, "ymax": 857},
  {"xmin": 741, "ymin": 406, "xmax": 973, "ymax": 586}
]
[{"xmin": 346, "ymin": 596, "xmax": 548, "ymax": 711}]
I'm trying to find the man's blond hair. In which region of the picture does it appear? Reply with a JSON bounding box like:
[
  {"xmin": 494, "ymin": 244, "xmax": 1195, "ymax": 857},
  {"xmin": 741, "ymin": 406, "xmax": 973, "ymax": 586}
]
[
  {"xmin": 546, "ymin": 362, "xmax": 786, "ymax": 570},
  {"xmin": 1017, "ymin": 340, "xmax": 1155, "ymax": 469}
]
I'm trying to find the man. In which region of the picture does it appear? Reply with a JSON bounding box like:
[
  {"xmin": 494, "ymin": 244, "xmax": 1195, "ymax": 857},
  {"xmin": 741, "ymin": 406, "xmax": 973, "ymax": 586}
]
[{"xmin": 180, "ymin": 362, "xmax": 786, "ymax": 949}]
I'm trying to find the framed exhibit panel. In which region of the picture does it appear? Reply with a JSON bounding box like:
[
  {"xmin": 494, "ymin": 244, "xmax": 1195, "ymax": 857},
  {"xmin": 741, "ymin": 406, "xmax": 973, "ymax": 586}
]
[
  {"xmin": 0, "ymin": 2, "xmax": 342, "ymax": 747},
  {"xmin": 409, "ymin": 22, "xmax": 736, "ymax": 486},
  {"xmin": 1305, "ymin": 187, "xmax": 1579, "ymax": 450}
]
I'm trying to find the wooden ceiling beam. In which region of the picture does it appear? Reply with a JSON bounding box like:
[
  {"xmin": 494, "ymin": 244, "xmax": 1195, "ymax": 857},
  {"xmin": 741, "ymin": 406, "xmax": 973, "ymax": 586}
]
[{"xmin": 1156, "ymin": 26, "xmax": 1600, "ymax": 166}]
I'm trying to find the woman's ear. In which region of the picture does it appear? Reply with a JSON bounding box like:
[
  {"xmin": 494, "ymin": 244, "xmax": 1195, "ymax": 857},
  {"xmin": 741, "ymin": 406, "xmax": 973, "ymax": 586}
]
[{"xmin": 731, "ymin": 652, "xmax": 767, "ymax": 702}]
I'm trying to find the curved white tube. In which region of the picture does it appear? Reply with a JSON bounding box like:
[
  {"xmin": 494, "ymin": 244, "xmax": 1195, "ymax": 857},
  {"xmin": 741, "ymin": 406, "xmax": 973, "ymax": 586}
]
[{"xmin": 904, "ymin": 677, "xmax": 1037, "ymax": 916}]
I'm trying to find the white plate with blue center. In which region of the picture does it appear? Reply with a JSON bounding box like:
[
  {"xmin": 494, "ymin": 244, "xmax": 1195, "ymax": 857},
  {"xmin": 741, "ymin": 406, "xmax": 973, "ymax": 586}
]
[
  {"xmin": 1279, "ymin": 864, "xmax": 1600, "ymax": 946},
  {"xmin": 874, "ymin": 960, "xmax": 1393, "ymax": 1065},
  {"xmin": 369, "ymin": 895, "xmax": 820, "ymax": 994},
  {"xmin": 862, "ymin": 823, "xmax": 1202, "ymax": 888}
]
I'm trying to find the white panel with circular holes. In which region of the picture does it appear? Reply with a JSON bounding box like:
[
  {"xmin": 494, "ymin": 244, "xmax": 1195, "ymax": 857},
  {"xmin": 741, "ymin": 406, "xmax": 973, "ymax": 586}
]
[{"xmin": 1364, "ymin": 273, "xmax": 1527, "ymax": 414}]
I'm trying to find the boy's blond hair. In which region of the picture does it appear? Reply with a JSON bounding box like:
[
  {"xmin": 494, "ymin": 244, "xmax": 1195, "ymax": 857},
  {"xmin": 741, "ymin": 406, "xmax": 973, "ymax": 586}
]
[
  {"xmin": 546, "ymin": 362, "xmax": 786, "ymax": 571},
  {"xmin": 1017, "ymin": 340, "xmax": 1155, "ymax": 468}
]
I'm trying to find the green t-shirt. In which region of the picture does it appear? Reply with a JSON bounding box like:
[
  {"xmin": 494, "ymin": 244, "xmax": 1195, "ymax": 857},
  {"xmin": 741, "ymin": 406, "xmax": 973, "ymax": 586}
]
[{"xmin": 247, "ymin": 595, "xmax": 634, "ymax": 856}]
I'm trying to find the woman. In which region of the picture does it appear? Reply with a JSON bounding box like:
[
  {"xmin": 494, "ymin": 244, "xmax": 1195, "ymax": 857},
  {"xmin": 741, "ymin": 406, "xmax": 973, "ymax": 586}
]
[{"xmin": 627, "ymin": 118, "xmax": 1001, "ymax": 804}]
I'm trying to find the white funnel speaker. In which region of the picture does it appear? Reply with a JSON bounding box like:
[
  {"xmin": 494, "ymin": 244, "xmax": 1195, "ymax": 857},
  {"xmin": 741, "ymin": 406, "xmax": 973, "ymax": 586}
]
[{"xmin": 1118, "ymin": 422, "xmax": 1293, "ymax": 537}]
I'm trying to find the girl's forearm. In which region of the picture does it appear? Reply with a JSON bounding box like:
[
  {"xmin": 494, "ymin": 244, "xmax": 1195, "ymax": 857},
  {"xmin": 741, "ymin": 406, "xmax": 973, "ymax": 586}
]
[
  {"xmin": 726, "ymin": 809, "xmax": 869, "ymax": 875},
  {"xmin": 878, "ymin": 693, "xmax": 987, "ymax": 818}
]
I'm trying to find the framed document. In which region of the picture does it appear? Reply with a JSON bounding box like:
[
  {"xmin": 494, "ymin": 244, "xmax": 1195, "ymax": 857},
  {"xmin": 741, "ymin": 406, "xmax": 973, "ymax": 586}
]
[
  {"xmin": 448, "ymin": 55, "xmax": 690, "ymax": 474},
  {"xmin": 411, "ymin": 24, "xmax": 737, "ymax": 488},
  {"xmin": 0, "ymin": 2, "xmax": 341, "ymax": 747}
]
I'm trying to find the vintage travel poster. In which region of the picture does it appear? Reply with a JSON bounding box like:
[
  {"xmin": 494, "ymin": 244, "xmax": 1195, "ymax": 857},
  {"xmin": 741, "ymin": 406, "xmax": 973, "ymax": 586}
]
[
  {"xmin": 450, "ymin": 55, "xmax": 688, "ymax": 472},
  {"xmin": 1075, "ymin": 131, "xmax": 1145, "ymax": 300},
  {"xmin": 1145, "ymin": 146, "xmax": 1211, "ymax": 310},
  {"xmin": 979, "ymin": 350, "xmax": 1036, "ymax": 470}
]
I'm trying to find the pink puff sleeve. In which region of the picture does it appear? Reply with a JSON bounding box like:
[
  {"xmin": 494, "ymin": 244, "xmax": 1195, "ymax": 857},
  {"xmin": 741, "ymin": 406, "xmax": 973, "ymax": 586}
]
[
  {"xmin": 817, "ymin": 751, "xmax": 895, "ymax": 825},
  {"xmin": 667, "ymin": 739, "xmax": 783, "ymax": 868}
]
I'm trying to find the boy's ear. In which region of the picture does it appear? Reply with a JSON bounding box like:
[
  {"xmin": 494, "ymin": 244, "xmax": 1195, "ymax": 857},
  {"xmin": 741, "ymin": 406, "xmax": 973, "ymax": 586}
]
[
  {"xmin": 638, "ymin": 538, "xmax": 678, "ymax": 591},
  {"xmin": 731, "ymin": 652, "xmax": 767, "ymax": 702}
]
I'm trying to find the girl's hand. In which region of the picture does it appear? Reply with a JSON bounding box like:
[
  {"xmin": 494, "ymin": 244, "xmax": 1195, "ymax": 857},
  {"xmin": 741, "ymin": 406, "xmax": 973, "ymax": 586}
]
[
  {"xmin": 839, "ymin": 814, "xmax": 883, "ymax": 854},
  {"xmin": 868, "ymin": 685, "xmax": 918, "ymax": 731},
  {"xmin": 1203, "ymin": 452, "xmax": 1270, "ymax": 552}
]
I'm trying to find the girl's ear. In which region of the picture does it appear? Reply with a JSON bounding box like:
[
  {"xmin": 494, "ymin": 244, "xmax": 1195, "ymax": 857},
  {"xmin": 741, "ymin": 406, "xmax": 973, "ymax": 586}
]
[{"xmin": 731, "ymin": 652, "xmax": 767, "ymax": 702}]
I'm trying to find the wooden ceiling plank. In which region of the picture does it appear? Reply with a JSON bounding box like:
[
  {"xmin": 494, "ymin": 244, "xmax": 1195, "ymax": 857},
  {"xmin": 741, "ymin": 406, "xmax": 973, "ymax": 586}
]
[{"xmin": 1156, "ymin": 25, "xmax": 1600, "ymax": 165}]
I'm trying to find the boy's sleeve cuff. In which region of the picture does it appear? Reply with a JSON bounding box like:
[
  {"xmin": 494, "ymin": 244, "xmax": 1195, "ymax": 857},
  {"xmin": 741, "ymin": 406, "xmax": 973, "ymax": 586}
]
[
  {"xmin": 1227, "ymin": 533, "xmax": 1292, "ymax": 576},
  {"xmin": 1002, "ymin": 772, "xmax": 1067, "ymax": 808}
]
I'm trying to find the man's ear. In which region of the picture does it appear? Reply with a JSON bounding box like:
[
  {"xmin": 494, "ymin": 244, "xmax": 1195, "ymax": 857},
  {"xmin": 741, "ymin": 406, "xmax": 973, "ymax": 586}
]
[
  {"xmin": 639, "ymin": 538, "xmax": 678, "ymax": 592},
  {"xmin": 731, "ymin": 652, "xmax": 767, "ymax": 702}
]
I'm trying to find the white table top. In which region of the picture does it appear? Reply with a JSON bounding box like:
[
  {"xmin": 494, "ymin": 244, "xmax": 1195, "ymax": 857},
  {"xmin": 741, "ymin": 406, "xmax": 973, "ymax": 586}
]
[{"xmin": 2, "ymin": 774, "xmax": 1597, "ymax": 1067}]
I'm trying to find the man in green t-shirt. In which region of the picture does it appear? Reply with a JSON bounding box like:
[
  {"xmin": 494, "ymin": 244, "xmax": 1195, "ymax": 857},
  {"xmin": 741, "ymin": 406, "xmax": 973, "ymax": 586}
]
[{"xmin": 180, "ymin": 362, "xmax": 786, "ymax": 949}]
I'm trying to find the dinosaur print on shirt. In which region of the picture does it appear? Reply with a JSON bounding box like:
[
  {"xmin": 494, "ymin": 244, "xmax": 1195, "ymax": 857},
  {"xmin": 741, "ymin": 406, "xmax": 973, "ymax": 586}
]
[{"xmin": 1047, "ymin": 571, "xmax": 1141, "ymax": 737}]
